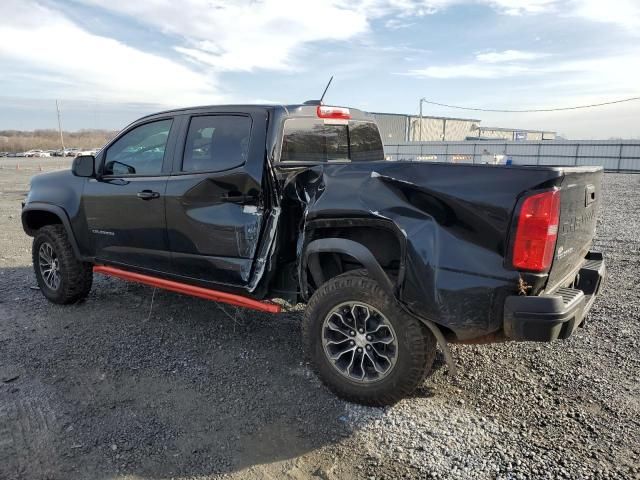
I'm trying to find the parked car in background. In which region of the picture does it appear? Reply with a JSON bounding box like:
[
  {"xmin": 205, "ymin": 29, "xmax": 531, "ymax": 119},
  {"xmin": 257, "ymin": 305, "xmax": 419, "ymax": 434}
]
[
  {"xmin": 0, "ymin": 152, "xmax": 9, "ymax": 157},
  {"xmin": 65, "ymin": 148, "xmax": 80, "ymax": 157},
  {"xmin": 24, "ymin": 150, "xmax": 51, "ymax": 158},
  {"xmin": 77, "ymin": 148, "xmax": 102, "ymax": 157}
]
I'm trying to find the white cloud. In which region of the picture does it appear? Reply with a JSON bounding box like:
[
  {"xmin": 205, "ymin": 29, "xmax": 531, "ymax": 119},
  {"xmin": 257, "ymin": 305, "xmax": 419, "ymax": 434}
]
[
  {"xmin": 408, "ymin": 63, "xmax": 534, "ymax": 79},
  {"xmin": 568, "ymin": 0, "xmax": 640, "ymax": 30},
  {"xmin": 384, "ymin": 18, "xmax": 416, "ymax": 29},
  {"xmin": 407, "ymin": 47, "xmax": 640, "ymax": 86},
  {"xmin": 1, "ymin": 0, "xmax": 639, "ymax": 111},
  {"xmin": 400, "ymin": 38, "xmax": 640, "ymax": 137},
  {"xmin": 475, "ymin": 50, "xmax": 550, "ymax": 63},
  {"xmin": 485, "ymin": 0, "xmax": 557, "ymax": 15},
  {"xmin": 70, "ymin": 0, "xmax": 576, "ymax": 73},
  {"xmin": 78, "ymin": 1, "xmax": 371, "ymax": 72},
  {"xmin": 0, "ymin": 0, "xmax": 220, "ymax": 106},
  {"xmin": 376, "ymin": 0, "xmax": 640, "ymax": 28},
  {"xmin": 485, "ymin": 0, "xmax": 640, "ymax": 30},
  {"xmin": 75, "ymin": 0, "xmax": 640, "ymax": 78},
  {"xmin": 406, "ymin": 49, "xmax": 550, "ymax": 78}
]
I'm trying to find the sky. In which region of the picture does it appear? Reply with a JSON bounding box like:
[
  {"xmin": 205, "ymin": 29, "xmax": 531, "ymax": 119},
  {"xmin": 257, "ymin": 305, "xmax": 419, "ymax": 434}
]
[{"xmin": 1, "ymin": 0, "xmax": 639, "ymax": 138}]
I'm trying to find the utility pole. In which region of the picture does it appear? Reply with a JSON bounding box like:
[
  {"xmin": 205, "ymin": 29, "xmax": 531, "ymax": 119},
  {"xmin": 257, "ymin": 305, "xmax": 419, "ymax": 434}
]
[
  {"xmin": 56, "ymin": 100, "xmax": 65, "ymax": 152},
  {"xmin": 418, "ymin": 97, "xmax": 426, "ymax": 142}
]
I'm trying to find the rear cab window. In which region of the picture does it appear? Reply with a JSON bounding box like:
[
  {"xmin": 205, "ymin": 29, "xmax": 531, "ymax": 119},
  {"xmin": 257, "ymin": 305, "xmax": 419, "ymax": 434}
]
[{"xmin": 280, "ymin": 118, "xmax": 383, "ymax": 163}]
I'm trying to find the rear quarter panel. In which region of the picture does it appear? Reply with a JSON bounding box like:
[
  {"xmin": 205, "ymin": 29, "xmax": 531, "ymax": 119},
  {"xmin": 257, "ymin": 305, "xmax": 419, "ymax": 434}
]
[{"xmin": 282, "ymin": 161, "xmax": 565, "ymax": 340}]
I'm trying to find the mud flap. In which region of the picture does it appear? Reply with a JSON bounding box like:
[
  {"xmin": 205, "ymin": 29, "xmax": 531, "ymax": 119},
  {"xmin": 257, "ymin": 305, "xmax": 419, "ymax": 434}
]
[{"xmin": 403, "ymin": 308, "xmax": 458, "ymax": 376}]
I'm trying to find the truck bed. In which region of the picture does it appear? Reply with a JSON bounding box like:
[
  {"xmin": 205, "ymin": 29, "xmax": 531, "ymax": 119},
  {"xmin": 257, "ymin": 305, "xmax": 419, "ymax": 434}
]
[{"xmin": 287, "ymin": 160, "xmax": 602, "ymax": 340}]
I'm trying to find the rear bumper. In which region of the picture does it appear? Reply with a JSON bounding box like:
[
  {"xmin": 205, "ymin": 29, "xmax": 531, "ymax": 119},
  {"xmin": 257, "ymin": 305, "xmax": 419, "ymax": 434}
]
[{"xmin": 504, "ymin": 251, "xmax": 605, "ymax": 341}]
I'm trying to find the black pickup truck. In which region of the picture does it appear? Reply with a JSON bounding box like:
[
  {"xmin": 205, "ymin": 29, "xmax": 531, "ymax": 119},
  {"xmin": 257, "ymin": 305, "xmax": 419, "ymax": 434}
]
[{"xmin": 22, "ymin": 102, "xmax": 605, "ymax": 405}]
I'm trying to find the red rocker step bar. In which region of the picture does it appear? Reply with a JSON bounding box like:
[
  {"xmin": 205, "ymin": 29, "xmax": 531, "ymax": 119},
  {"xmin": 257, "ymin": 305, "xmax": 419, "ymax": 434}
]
[{"xmin": 93, "ymin": 265, "xmax": 282, "ymax": 313}]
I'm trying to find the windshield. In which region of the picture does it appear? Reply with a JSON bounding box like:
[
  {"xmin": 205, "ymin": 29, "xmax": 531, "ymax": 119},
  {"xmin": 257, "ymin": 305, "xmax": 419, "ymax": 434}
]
[{"xmin": 281, "ymin": 118, "xmax": 384, "ymax": 163}]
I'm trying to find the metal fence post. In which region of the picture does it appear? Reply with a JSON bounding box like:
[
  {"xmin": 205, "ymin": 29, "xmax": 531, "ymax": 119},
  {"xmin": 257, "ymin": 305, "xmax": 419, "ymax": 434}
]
[
  {"xmin": 574, "ymin": 143, "xmax": 579, "ymax": 166},
  {"xmin": 537, "ymin": 142, "xmax": 541, "ymax": 165},
  {"xmin": 618, "ymin": 144, "xmax": 623, "ymax": 172}
]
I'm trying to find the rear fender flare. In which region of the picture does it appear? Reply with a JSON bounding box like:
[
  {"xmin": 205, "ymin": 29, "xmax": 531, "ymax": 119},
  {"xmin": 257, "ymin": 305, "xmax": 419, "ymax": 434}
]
[{"xmin": 302, "ymin": 238, "xmax": 395, "ymax": 298}]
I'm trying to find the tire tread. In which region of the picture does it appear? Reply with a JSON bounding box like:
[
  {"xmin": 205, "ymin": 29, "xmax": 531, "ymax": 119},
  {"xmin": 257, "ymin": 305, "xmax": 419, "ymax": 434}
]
[
  {"xmin": 32, "ymin": 225, "xmax": 93, "ymax": 304},
  {"xmin": 303, "ymin": 269, "xmax": 436, "ymax": 406}
]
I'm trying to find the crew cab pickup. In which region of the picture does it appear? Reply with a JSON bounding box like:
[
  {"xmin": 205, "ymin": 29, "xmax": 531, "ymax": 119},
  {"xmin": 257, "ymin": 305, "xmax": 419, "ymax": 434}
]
[{"xmin": 22, "ymin": 102, "xmax": 605, "ymax": 405}]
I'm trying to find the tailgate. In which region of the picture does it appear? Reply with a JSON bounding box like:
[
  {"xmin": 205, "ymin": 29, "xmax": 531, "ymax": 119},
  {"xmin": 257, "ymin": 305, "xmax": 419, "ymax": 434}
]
[{"xmin": 546, "ymin": 167, "xmax": 602, "ymax": 290}]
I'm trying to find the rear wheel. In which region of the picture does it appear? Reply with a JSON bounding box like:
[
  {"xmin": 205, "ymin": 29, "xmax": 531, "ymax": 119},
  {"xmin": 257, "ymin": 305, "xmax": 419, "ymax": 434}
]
[
  {"xmin": 303, "ymin": 270, "xmax": 436, "ymax": 406},
  {"xmin": 32, "ymin": 225, "xmax": 93, "ymax": 304}
]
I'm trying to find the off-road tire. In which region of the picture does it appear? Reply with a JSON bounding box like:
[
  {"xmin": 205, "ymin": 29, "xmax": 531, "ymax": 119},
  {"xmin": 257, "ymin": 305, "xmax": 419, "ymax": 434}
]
[
  {"xmin": 32, "ymin": 225, "xmax": 93, "ymax": 304},
  {"xmin": 303, "ymin": 269, "xmax": 436, "ymax": 406}
]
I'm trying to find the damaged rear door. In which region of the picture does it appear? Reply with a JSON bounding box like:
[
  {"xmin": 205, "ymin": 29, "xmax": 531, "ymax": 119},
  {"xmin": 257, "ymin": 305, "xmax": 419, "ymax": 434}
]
[{"xmin": 164, "ymin": 109, "xmax": 269, "ymax": 287}]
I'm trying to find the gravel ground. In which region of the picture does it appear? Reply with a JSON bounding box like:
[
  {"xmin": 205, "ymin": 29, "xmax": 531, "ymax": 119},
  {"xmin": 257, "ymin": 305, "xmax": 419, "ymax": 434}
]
[{"xmin": 0, "ymin": 163, "xmax": 638, "ymax": 479}]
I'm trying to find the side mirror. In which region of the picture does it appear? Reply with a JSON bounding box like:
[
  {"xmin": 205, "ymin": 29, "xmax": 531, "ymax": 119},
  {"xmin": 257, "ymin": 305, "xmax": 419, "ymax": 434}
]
[{"xmin": 72, "ymin": 155, "xmax": 95, "ymax": 177}]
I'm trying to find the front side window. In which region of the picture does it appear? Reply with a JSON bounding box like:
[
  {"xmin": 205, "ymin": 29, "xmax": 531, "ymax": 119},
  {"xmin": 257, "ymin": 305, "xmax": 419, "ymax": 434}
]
[
  {"xmin": 104, "ymin": 119, "xmax": 172, "ymax": 176},
  {"xmin": 182, "ymin": 115, "xmax": 252, "ymax": 172},
  {"xmin": 281, "ymin": 118, "xmax": 384, "ymax": 163}
]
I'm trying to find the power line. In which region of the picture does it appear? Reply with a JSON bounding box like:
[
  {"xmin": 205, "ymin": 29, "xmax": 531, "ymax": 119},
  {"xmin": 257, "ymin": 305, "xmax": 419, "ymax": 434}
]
[{"xmin": 419, "ymin": 96, "xmax": 640, "ymax": 113}]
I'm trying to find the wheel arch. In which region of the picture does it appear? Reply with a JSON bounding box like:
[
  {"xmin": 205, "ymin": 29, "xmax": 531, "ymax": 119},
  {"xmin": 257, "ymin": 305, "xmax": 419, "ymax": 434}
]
[
  {"xmin": 22, "ymin": 203, "xmax": 82, "ymax": 259},
  {"xmin": 300, "ymin": 218, "xmax": 407, "ymax": 301}
]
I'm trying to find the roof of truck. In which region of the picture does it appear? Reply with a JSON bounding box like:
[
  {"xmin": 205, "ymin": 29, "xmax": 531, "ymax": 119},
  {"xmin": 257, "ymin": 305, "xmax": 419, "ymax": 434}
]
[{"xmin": 135, "ymin": 103, "xmax": 375, "ymax": 123}]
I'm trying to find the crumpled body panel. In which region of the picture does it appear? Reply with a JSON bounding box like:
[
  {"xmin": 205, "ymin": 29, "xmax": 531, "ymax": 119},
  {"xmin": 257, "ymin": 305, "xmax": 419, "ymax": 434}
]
[{"xmin": 280, "ymin": 161, "xmax": 563, "ymax": 339}]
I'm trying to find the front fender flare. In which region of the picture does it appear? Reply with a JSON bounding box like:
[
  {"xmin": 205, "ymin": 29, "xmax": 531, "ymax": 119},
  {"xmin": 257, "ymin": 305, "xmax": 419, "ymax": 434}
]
[{"xmin": 21, "ymin": 203, "xmax": 82, "ymax": 259}]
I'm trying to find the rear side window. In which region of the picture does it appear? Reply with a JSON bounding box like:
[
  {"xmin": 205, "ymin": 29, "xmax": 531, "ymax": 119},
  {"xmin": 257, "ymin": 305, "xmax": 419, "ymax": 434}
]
[
  {"xmin": 182, "ymin": 115, "xmax": 252, "ymax": 172},
  {"xmin": 281, "ymin": 118, "xmax": 383, "ymax": 163}
]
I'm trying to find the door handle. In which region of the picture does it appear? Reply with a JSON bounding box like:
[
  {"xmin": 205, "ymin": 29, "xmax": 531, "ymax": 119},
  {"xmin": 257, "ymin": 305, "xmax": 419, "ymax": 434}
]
[
  {"xmin": 221, "ymin": 193, "xmax": 257, "ymax": 204},
  {"xmin": 137, "ymin": 190, "xmax": 160, "ymax": 200}
]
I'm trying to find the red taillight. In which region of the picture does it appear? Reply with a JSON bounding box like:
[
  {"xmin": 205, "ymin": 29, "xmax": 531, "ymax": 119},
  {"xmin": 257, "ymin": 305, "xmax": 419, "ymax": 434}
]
[
  {"xmin": 316, "ymin": 105, "xmax": 351, "ymax": 119},
  {"xmin": 512, "ymin": 189, "xmax": 561, "ymax": 272}
]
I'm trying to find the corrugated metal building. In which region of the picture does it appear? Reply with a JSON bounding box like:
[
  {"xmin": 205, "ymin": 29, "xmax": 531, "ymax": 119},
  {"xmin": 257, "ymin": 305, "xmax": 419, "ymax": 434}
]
[
  {"xmin": 372, "ymin": 113, "xmax": 408, "ymax": 144},
  {"xmin": 475, "ymin": 126, "xmax": 556, "ymax": 141},
  {"xmin": 408, "ymin": 116, "xmax": 481, "ymax": 141},
  {"xmin": 372, "ymin": 111, "xmax": 556, "ymax": 142},
  {"xmin": 373, "ymin": 112, "xmax": 480, "ymax": 142}
]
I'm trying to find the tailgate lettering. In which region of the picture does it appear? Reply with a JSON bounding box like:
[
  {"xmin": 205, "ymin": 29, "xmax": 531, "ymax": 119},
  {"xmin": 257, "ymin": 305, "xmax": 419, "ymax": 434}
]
[
  {"xmin": 561, "ymin": 209, "xmax": 596, "ymax": 234},
  {"xmin": 556, "ymin": 245, "xmax": 574, "ymax": 260}
]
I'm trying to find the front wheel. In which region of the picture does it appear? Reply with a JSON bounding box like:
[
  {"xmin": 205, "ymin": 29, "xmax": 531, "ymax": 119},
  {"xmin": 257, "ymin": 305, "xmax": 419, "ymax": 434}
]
[
  {"xmin": 32, "ymin": 225, "xmax": 93, "ymax": 304},
  {"xmin": 303, "ymin": 270, "xmax": 436, "ymax": 406}
]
